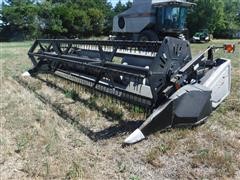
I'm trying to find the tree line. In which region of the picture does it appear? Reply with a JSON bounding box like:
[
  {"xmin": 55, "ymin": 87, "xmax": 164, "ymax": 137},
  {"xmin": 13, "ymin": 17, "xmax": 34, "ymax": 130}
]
[
  {"xmin": 0, "ymin": 0, "xmax": 131, "ymax": 41},
  {"xmin": 188, "ymin": 0, "xmax": 240, "ymax": 38},
  {"xmin": 0, "ymin": 0, "xmax": 239, "ymax": 41}
]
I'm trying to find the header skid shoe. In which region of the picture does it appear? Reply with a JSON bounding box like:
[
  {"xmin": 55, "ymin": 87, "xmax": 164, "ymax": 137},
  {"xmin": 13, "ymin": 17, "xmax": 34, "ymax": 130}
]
[{"xmin": 26, "ymin": 37, "xmax": 231, "ymax": 144}]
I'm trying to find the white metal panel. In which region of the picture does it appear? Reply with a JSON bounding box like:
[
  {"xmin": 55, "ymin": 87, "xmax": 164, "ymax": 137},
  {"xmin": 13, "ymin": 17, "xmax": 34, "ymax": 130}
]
[{"xmin": 203, "ymin": 59, "xmax": 231, "ymax": 108}]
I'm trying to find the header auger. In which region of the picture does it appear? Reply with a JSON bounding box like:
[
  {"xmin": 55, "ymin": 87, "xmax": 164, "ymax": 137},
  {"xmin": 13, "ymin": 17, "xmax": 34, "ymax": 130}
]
[{"xmin": 24, "ymin": 37, "xmax": 233, "ymax": 144}]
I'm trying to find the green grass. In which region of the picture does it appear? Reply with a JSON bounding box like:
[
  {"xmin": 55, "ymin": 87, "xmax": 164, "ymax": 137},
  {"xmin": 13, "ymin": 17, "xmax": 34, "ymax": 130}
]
[
  {"xmin": 1, "ymin": 41, "xmax": 33, "ymax": 77},
  {"xmin": 64, "ymin": 89, "xmax": 79, "ymax": 100}
]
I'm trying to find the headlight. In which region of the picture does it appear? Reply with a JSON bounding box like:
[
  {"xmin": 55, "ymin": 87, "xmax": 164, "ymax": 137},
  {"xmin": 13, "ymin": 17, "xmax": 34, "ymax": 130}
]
[{"xmin": 193, "ymin": 36, "xmax": 200, "ymax": 40}]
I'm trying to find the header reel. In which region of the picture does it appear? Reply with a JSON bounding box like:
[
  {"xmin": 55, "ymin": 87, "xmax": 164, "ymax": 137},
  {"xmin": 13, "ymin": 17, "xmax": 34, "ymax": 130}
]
[
  {"xmin": 25, "ymin": 37, "xmax": 232, "ymax": 144},
  {"xmin": 27, "ymin": 37, "xmax": 191, "ymax": 110}
]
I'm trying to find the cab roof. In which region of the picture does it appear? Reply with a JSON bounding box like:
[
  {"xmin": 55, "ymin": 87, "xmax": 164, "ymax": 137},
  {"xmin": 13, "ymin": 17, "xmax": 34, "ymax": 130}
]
[{"xmin": 133, "ymin": 0, "xmax": 195, "ymax": 7}]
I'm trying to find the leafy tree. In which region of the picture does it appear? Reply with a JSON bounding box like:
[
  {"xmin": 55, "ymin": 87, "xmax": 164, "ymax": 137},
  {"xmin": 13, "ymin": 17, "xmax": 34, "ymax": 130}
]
[
  {"xmin": 114, "ymin": 1, "xmax": 128, "ymax": 15},
  {"xmin": 38, "ymin": 1, "xmax": 67, "ymax": 37},
  {"xmin": 187, "ymin": 0, "xmax": 240, "ymax": 37},
  {"xmin": 1, "ymin": 0, "xmax": 40, "ymax": 40},
  {"xmin": 101, "ymin": 0, "xmax": 113, "ymax": 35},
  {"xmin": 221, "ymin": 0, "xmax": 240, "ymax": 37},
  {"xmin": 87, "ymin": 8, "xmax": 105, "ymax": 35},
  {"xmin": 187, "ymin": 0, "xmax": 225, "ymax": 36},
  {"xmin": 125, "ymin": 1, "xmax": 133, "ymax": 9},
  {"xmin": 38, "ymin": 0, "xmax": 112, "ymax": 38},
  {"xmin": 0, "ymin": 0, "xmax": 114, "ymax": 39}
]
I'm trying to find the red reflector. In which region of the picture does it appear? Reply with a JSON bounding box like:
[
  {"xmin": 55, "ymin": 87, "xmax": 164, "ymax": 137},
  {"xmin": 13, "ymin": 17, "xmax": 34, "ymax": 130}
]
[
  {"xmin": 224, "ymin": 44, "xmax": 235, "ymax": 53},
  {"xmin": 175, "ymin": 83, "xmax": 181, "ymax": 90}
]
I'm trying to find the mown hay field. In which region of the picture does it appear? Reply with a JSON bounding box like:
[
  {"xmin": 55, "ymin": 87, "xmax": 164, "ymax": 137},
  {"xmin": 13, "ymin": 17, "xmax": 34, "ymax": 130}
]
[{"xmin": 0, "ymin": 39, "xmax": 239, "ymax": 179}]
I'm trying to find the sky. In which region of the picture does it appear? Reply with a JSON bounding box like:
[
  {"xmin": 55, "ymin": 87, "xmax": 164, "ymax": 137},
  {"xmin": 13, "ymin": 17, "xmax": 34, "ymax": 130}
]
[
  {"xmin": 0, "ymin": 0, "xmax": 132, "ymax": 7},
  {"xmin": 110, "ymin": 0, "xmax": 131, "ymax": 7}
]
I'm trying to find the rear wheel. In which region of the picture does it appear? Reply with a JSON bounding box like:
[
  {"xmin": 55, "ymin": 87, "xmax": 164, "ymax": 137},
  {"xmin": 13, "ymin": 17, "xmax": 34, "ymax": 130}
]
[{"xmin": 139, "ymin": 30, "xmax": 159, "ymax": 41}]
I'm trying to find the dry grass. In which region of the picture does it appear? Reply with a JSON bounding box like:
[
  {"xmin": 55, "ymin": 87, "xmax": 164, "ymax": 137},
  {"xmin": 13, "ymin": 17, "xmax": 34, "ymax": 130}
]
[
  {"xmin": 0, "ymin": 39, "xmax": 240, "ymax": 179},
  {"xmin": 192, "ymin": 148, "xmax": 235, "ymax": 177}
]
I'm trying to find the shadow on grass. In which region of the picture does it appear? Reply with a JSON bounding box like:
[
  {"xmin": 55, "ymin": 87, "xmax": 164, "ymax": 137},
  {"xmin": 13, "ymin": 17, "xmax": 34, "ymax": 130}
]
[
  {"xmin": 15, "ymin": 76, "xmax": 144, "ymax": 142},
  {"xmin": 37, "ymin": 76, "xmax": 126, "ymax": 122}
]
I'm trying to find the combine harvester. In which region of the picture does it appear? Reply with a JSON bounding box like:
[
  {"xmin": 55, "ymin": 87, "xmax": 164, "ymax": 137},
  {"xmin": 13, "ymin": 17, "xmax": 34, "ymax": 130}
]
[
  {"xmin": 23, "ymin": 36, "xmax": 235, "ymax": 144},
  {"xmin": 113, "ymin": 0, "xmax": 195, "ymax": 40}
]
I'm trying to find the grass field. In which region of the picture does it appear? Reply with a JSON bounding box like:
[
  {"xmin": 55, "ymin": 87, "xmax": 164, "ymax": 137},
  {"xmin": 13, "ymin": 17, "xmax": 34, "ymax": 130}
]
[{"xmin": 0, "ymin": 39, "xmax": 239, "ymax": 179}]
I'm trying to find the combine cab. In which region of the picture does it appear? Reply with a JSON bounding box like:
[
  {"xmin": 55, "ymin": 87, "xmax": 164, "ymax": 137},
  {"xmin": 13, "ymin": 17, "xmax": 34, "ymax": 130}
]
[
  {"xmin": 113, "ymin": 0, "xmax": 195, "ymax": 41},
  {"xmin": 24, "ymin": 37, "xmax": 234, "ymax": 144}
]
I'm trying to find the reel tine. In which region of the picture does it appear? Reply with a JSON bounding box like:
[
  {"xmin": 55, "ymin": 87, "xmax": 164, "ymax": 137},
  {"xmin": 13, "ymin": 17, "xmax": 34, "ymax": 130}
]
[
  {"xmin": 78, "ymin": 80, "xmax": 82, "ymax": 93},
  {"xmin": 30, "ymin": 39, "xmax": 160, "ymax": 120}
]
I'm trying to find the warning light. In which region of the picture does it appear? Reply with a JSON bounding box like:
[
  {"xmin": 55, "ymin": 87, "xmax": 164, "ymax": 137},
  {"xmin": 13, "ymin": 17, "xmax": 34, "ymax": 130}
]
[
  {"xmin": 224, "ymin": 44, "xmax": 235, "ymax": 53},
  {"xmin": 175, "ymin": 83, "xmax": 181, "ymax": 90}
]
